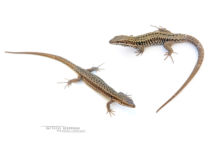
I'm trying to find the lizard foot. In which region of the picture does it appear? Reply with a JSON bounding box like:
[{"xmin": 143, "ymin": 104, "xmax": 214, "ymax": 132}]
[
  {"xmin": 135, "ymin": 48, "xmax": 144, "ymax": 56},
  {"xmin": 151, "ymin": 25, "xmax": 171, "ymax": 33},
  {"xmin": 107, "ymin": 109, "xmax": 115, "ymax": 117},
  {"xmin": 87, "ymin": 63, "xmax": 104, "ymax": 72},
  {"xmin": 64, "ymin": 79, "xmax": 74, "ymax": 89},
  {"xmin": 58, "ymin": 76, "xmax": 81, "ymax": 89},
  {"xmin": 164, "ymin": 51, "xmax": 177, "ymax": 63}
]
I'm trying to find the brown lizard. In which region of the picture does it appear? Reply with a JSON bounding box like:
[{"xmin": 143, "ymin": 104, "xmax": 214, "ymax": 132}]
[
  {"xmin": 5, "ymin": 51, "xmax": 135, "ymax": 116},
  {"xmin": 109, "ymin": 26, "xmax": 204, "ymax": 113}
]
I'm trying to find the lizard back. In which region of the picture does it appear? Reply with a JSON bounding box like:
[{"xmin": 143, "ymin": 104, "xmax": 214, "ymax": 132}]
[{"xmin": 134, "ymin": 31, "xmax": 187, "ymax": 47}]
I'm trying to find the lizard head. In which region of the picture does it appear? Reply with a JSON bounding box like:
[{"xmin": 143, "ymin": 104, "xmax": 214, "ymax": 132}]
[
  {"xmin": 109, "ymin": 35, "xmax": 135, "ymax": 48},
  {"xmin": 117, "ymin": 92, "xmax": 135, "ymax": 108}
]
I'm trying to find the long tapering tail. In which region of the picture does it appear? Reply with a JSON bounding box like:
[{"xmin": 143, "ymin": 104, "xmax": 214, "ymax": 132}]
[
  {"xmin": 5, "ymin": 51, "xmax": 78, "ymax": 71},
  {"xmin": 156, "ymin": 35, "xmax": 204, "ymax": 113}
]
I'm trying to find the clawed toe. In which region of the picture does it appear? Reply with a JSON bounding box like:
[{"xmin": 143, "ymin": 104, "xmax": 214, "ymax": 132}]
[
  {"xmin": 107, "ymin": 109, "xmax": 115, "ymax": 116},
  {"xmin": 57, "ymin": 78, "xmax": 75, "ymax": 89},
  {"xmin": 96, "ymin": 63, "xmax": 105, "ymax": 71},
  {"xmin": 164, "ymin": 52, "xmax": 177, "ymax": 63},
  {"xmin": 87, "ymin": 63, "xmax": 104, "ymax": 72},
  {"xmin": 135, "ymin": 49, "xmax": 144, "ymax": 56}
]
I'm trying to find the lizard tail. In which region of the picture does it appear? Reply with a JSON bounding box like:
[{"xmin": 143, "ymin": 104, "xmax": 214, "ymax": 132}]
[
  {"xmin": 5, "ymin": 51, "xmax": 78, "ymax": 71},
  {"xmin": 156, "ymin": 35, "xmax": 204, "ymax": 113}
]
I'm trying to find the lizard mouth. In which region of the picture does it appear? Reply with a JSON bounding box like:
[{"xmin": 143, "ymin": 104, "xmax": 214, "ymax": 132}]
[
  {"xmin": 130, "ymin": 104, "xmax": 135, "ymax": 108},
  {"xmin": 128, "ymin": 102, "xmax": 135, "ymax": 108},
  {"xmin": 109, "ymin": 40, "xmax": 127, "ymax": 47},
  {"xmin": 119, "ymin": 101, "xmax": 135, "ymax": 108}
]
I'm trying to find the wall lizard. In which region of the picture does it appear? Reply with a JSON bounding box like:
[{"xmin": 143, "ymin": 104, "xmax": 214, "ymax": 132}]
[
  {"xmin": 109, "ymin": 26, "xmax": 204, "ymax": 113},
  {"xmin": 6, "ymin": 51, "xmax": 135, "ymax": 116}
]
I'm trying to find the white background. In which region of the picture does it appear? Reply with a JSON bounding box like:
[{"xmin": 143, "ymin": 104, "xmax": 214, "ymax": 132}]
[{"xmin": 0, "ymin": 0, "xmax": 219, "ymax": 146}]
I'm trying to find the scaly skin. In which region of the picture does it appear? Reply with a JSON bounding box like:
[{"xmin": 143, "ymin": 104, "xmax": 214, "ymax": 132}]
[
  {"xmin": 6, "ymin": 51, "xmax": 135, "ymax": 116},
  {"xmin": 109, "ymin": 26, "xmax": 204, "ymax": 113}
]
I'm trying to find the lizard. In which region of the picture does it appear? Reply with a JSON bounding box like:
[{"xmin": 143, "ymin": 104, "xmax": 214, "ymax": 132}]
[
  {"xmin": 109, "ymin": 26, "xmax": 204, "ymax": 113},
  {"xmin": 5, "ymin": 51, "xmax": 135, "ymax": 116}
]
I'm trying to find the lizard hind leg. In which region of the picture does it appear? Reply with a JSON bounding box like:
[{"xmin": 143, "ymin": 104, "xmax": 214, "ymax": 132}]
[
  {"xmin": 163, "ymin": 41, "xmax": 177, "ymax": 63},
  {"xmin": 58, "ymin": 75, "xmax": 82, "ymax": 89}
]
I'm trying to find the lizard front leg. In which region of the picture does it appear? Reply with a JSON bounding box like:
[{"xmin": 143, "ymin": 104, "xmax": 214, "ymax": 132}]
[
  {"xmin": 151, "ymin": 25, "xmax": 172, "ymax": 33},
  {"xmin": 106, "ymin": 99, "xmax": 115, "ymax": 116},
  {"xmin": 135, "ymin": 47, "xmax": 145, "ymax": 56}
]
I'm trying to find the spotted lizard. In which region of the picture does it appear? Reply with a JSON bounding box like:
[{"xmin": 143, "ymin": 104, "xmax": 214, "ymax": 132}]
[{"xmin": 6, "ymin": 51, "xmax": 135, "ymax": 115}]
